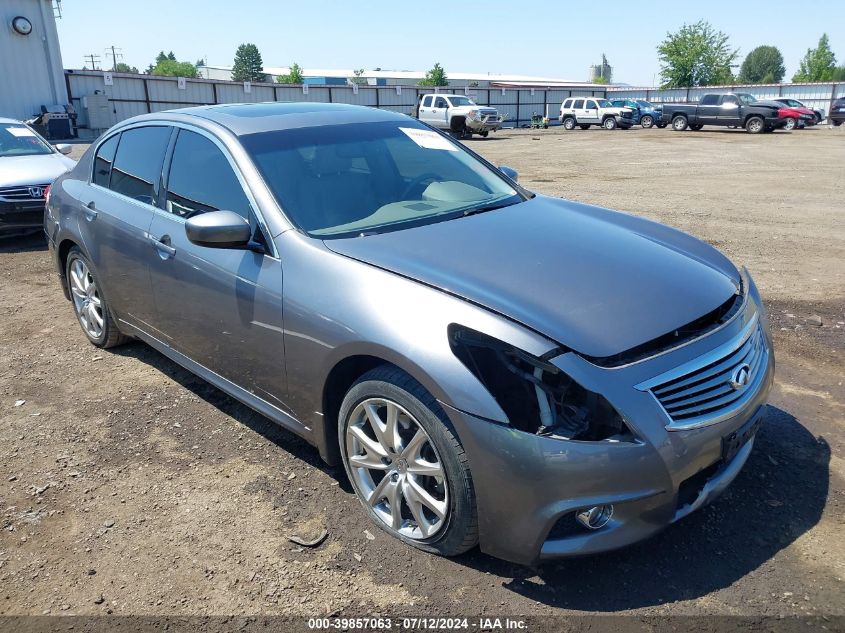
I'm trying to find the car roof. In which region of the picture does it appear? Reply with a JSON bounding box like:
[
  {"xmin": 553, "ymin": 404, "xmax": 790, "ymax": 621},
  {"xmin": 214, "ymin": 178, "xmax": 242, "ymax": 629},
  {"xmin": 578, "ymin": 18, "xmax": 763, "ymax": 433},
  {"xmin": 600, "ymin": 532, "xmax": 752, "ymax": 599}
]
[{"xmin": 122, "ymin": 102, "xmax": 409, "ymax": 136}]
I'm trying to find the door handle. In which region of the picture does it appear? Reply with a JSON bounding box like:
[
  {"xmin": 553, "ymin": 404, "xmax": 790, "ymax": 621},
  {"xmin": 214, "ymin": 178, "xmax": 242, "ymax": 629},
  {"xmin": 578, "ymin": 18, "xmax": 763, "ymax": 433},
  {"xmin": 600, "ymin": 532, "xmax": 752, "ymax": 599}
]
[
  {"xmin": 83, "ymin": 201, "xmax": 97, "ymax": 222},
  {"xmin": 150, "ymin": 235, "xmax": 176, "ymax": 259}
]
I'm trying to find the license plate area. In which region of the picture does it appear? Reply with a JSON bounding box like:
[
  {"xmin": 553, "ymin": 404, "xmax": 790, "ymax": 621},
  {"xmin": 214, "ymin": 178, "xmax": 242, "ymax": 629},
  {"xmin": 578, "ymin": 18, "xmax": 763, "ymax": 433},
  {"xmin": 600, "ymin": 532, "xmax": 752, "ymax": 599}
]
[{"xmin": 721, "ymin": 414, "xmax": 762, "ymax": 463}]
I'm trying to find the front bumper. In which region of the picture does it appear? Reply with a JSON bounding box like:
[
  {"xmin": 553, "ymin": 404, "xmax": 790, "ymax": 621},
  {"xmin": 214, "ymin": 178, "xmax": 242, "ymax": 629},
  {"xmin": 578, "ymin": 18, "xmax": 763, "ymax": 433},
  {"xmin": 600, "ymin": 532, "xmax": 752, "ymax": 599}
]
[
  {"xmin": 0, "ymin": 200, "xmax": 45, "ymax": 235},
  {"xmin": 466, "ymin": 116, "xmax": 503, "ymax": 132},
  {"xmin": 440, "ymin": 293, "xmax": 774, "ymax": 566},
  {"xmin": 616, "ymin": 116, "xmax": 634, "ymax": 128}
]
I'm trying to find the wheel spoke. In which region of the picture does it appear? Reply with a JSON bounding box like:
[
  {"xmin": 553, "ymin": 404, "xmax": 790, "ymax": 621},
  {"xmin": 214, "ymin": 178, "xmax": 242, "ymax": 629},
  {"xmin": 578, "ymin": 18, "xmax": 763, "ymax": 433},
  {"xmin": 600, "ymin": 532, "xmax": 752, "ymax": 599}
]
[
  {"xmin": 402, "ymin": 479, "xmax": 432, "ymax": 536},
  {"xmin": 349, "ymin": 424, "xmax": 388, "ymax": 459},
  {"xmin": 364, "ymin": 402, "xmax": 399, "ymax": 453},
  {"xmin": 400, "ymin": 428, "xmax": 427, "ymax": 460},
  {"xmin": 406, "ymin": 458, "xmax": 442, "ymax": 476},
  {"xmin": 88, "ymin": 303, "xmax": 103, "ymax": 327},
  {"xmin": 385, "ymin": 480, "xmax": 403, "ymax": 530},
  {"xmin": 71, "ymin": 286, "xmax": 86, "ymax": 300},
  {"xmin": 405, "ymin": 476, "xmax": 446, "ymax": 520},
  {"xmin": 367, "ymin": 474, "xmax": 392, "ymax": 507},
  {"xmin": 88, "ymin": 293, "xmax": 101, "ymax": 307},
  {"xmin": 348, "ymin": 452, "xmax": 389, "ymax": 471}
]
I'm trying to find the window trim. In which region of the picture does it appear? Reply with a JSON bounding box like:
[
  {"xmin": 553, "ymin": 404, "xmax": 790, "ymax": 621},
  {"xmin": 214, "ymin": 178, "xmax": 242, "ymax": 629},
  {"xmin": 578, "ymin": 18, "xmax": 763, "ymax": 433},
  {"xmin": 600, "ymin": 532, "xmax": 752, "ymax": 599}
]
[
  {"xmin": 91, "ymin": 131, "xmax": 122, "ymax": 189},
  {"xmin": 87, "ymin": 121, "xmax": 277, "ymax": 259}
]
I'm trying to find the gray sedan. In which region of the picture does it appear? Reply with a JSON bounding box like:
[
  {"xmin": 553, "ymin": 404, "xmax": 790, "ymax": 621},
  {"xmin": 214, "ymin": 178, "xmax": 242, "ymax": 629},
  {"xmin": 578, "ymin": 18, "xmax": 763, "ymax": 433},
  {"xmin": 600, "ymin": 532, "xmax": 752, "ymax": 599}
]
[{"xmin": 45, "ymin": 103, "xmax": 773, "ymax": 565}]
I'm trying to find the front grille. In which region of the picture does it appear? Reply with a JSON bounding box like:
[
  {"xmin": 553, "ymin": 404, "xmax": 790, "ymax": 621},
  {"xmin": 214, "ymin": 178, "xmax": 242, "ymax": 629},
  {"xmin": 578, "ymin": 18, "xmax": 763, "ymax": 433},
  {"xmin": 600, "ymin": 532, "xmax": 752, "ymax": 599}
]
[
  {"xmin": 621, "ymin": 111, "xmax": 633, "ymax": 119},
  {"xmin": 0, "ymin": 184, "xmax": 49, "ymax": 202},
  {"xmin": 636, "ymin": 314, "xmax": 768, "ymax": 430}
]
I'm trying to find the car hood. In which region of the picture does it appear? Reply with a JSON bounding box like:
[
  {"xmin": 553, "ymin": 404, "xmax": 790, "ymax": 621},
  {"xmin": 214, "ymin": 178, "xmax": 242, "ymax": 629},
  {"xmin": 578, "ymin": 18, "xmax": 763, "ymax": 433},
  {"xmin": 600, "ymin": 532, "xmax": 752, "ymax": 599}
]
[
  {"xmin": 0, "ymin": 153, "xmax": 76, "ymax": 187},
  {"xmin": 324, "ymin": 195, "xmax": 741, "ymax": 358}
]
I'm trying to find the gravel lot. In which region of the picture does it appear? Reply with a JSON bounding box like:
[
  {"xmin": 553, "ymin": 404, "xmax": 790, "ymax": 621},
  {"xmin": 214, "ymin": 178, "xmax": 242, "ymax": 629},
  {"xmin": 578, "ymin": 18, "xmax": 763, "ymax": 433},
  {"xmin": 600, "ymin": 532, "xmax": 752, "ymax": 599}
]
[{"xmin": 1, "ymin": 126, "xmax": 843, "ymax": 619}]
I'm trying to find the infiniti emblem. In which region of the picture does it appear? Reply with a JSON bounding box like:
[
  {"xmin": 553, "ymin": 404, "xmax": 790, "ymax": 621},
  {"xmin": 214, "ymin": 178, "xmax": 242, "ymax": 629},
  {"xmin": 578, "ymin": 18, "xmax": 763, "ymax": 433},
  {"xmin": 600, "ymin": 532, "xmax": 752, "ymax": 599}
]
[
  {"xmin": 28, "ymin": 187, "xmax": 44, "ymax": 199},
  {"xmin": 729, "ymin": 363, "xmax": 752, "ymax": 390}
]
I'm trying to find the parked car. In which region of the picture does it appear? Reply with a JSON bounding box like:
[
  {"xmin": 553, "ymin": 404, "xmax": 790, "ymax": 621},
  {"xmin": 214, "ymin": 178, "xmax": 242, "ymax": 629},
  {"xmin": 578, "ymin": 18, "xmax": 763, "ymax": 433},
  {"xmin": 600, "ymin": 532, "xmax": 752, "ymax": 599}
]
[
  {"xmin": 0, "ymin": 117, "xmax": 75, "ymax": 236},
  {"xmin": 609, "ymin": 98, "xmax": 660, "ymax": 128},
  {"xmin": 660, "ymin": 93, "xmax": 786, "ymax": 133},
  {"xmin": 774, "ymin": 105, "xmax": 815, "ymax": 131},
  {"xmin": 415, "ymin": 94, "xmax": 502, "ymax": 138},
  {"xmin": 46, "ymin": 103, "xmax": 774, "ymax": 566},
  {"xmin": 559, "ymin": 97, "xmax": 634, "ymax": 130},
  {"xmin": 830, "ymin": 97, "xmax": 845, "ymax": 126},
  {"xmin": 771, "ymin": 99, "xmax": 817, "ymax": 128},
  {"xmin": 773, "ymin": 98, "xmax": 825, "ymax": 124}
]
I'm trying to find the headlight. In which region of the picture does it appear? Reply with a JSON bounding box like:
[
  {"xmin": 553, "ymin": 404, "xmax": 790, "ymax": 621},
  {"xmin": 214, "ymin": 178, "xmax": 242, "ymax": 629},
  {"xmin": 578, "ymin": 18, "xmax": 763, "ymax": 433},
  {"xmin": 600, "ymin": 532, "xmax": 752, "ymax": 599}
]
[
  {"xmin": 466, "ymin": 110, "xmax": 479, "ymax": 120},
  {"xmin": 448, "ymin": 325, "xmax": 635, "ymax": 442}
]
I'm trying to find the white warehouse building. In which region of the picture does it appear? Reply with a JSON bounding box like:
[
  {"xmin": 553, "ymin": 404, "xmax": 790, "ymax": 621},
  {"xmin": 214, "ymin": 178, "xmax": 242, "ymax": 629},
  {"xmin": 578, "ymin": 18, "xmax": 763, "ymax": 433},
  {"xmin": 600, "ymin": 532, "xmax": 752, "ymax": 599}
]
[{"xmin": 0, "ymin": 0, "xmax": 67, "ymax": 120}]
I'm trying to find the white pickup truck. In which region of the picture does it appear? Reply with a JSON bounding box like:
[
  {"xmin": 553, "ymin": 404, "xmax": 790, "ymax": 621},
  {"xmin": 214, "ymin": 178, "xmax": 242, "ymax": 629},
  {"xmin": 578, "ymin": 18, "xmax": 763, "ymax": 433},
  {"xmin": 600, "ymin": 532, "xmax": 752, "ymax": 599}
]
[{"xmin": 415, "ymin": 94, "xmax": 503, "ymax": 138}]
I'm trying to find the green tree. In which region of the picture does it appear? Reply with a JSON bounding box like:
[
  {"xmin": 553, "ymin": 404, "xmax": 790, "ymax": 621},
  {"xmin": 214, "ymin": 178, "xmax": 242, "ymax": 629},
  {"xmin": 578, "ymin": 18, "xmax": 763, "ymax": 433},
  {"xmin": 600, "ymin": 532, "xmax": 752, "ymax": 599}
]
[
  {"xmin": 418, "ymin": 62, "xmax": 448, "ymax": 86},
  {"xmin": 657, "ymin": 21, "xmax": 738, "ymax": 87},
  {"xmin": 276, "ymin": 62, "xmax": 304, "ymax": 84},
  {"xmin": 113, "ymin": 62, "xmax": 139, "ymax": 74},
  {"xmin": 151, "ymin": 58, "xmax": 199, "ymax": 78},
  {"xmin": 792, "ymin": 34, "xmax": 837, "ymax": 82},
  {"xmin": 349, "ymin": 68, "xmax": 367, "ymax": 85},
  {"xmin": 831, "ymin": 66, "xmax": 845, "ymax": 81},
  {"xmin": 231, "ymin": 43, "xmax": 265, "ymax": 82},
  {"xmin": 738, "ymin": 45, "xmax": 785, "ymax": 83},
  {"xmin": 592, "ymin": 75, "xmax": 609, "ymax": 85}
]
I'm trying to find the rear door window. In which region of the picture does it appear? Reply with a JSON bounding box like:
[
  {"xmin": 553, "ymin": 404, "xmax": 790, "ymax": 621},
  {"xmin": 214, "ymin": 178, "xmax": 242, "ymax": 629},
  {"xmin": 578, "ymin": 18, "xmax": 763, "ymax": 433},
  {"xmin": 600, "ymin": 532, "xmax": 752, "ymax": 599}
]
[
  {"xmin": 93, "ymin": 134, "xmax": 120, "ymax": 187},
  {"xmin": 573, "ymin": 99, "xmax": 584, "ymax": 109},
  {"xmin": 109, "ymin": 126, "xmax": 172, "ymax": 205},
  {"xmin": 164, "ymin": 129, "xmax": 253, "ymax": 221},
  {"xmin": 700, "ymin": 95, "xmax": 719, "ymax": 105}
]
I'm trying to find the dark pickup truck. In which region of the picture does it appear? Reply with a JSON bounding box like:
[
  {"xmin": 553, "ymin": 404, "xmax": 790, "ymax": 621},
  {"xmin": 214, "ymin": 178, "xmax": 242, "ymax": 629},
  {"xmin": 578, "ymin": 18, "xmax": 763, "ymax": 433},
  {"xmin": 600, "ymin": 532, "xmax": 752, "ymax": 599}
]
[{"xmin": 660, "ymin": 93, "xmax": 786, "ymax": 133}]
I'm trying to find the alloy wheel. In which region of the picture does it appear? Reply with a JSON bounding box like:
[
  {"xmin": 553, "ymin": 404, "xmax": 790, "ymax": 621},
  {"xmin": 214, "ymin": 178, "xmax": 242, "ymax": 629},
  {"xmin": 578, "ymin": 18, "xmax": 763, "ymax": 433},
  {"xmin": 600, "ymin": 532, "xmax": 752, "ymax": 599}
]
[
  {"xmin": 345, "ymin": 398, "xmax": 449, "ymax": 540},
  {"xmin": 69, "ymin": 258, "xmax": 104, "ymax": 340}
]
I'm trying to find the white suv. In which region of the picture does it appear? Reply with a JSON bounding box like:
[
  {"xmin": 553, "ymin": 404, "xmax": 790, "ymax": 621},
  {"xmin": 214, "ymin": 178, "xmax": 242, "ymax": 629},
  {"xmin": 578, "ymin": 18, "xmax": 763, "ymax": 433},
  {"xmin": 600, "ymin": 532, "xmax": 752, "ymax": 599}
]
[{"xmin": 559, "ymin": 98, "xmax": 634, "ymax": 130}]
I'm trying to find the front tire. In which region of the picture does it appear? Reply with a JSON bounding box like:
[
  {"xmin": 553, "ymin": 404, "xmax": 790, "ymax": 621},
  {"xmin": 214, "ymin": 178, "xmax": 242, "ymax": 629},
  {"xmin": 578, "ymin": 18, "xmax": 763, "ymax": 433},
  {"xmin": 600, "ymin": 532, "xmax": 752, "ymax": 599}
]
[
  {"xmin": 640, "ymin": 115, "xmax": 654, "ymax": 128},
  {"xmin": 338, "ymin": 366, "xmax": 478, "ymax": 557},
  {"xmin": 783, "ymin": 117, "xmax": 797, "ymax": 131},
  {"xmin": 603, "ymin": 117, "xmax": 617, "ymax": 130},
  {"xmin": 66, "ymin": 247, "xmax": 129, "ymax": 348}
]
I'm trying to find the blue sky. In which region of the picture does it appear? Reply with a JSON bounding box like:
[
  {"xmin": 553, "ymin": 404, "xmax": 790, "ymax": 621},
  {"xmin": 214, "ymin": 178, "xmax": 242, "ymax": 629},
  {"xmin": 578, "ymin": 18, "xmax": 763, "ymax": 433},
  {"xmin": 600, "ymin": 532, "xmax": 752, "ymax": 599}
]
[{"xmin": 56, "ymin": 0, "xmax": 843, "ymax": 86}]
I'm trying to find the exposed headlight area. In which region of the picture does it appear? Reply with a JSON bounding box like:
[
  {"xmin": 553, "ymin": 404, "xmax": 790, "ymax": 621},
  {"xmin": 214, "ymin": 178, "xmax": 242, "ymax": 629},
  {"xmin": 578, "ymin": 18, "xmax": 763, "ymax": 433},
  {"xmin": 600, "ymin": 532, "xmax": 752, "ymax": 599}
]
[{"xmin": 448, "ymin": 325, "xmax": 636, "ymax": 442}]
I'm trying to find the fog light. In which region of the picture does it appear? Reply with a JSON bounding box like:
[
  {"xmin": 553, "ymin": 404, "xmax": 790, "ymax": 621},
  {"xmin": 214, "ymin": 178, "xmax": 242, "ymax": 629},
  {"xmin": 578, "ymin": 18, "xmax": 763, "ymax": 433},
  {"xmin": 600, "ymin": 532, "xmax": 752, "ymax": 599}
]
[{"xmin": 576, "ymin": 505, "xmax": 614, "ymax": 530}]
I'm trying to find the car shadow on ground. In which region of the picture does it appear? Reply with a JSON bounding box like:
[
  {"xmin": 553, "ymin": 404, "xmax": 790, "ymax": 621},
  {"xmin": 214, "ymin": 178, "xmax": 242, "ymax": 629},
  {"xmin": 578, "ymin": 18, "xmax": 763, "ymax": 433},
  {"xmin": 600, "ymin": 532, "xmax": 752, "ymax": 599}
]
[
  {"xmin": 453, "ymin": 404, "xmax": 830, "ymax": 610},
  {"xmin": 0, "ymin": 232, "xmax": 47, "ymax": 253},
  {"xmin": 111, "ymin": 341, "xmax": 351, "ymax": 488}
]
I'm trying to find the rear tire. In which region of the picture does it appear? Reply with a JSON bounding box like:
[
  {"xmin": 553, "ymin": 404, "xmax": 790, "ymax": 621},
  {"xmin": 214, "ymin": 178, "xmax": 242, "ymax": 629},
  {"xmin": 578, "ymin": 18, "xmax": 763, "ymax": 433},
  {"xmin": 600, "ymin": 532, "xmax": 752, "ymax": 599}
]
[
  {"xmin": 672, "ymin": 115, "xmax": 689, "ymax": 131},
  {"xmin": 562, "ymin": 117, "xmax": 576, "ymax": 130},
  {"xmin": 745, "ymin": 116, "xmax": 764, "ymax": 134},
  {"xmin": 66, "ymin": 247, "xmax": 129, "ymax": 349},
  {"xmin": 640, "ymin": 115, "xmax": 654, "ymax": 129},
  {"xmin": 338, "ymin": 365, "xmax": 478, "ymax": 557}
]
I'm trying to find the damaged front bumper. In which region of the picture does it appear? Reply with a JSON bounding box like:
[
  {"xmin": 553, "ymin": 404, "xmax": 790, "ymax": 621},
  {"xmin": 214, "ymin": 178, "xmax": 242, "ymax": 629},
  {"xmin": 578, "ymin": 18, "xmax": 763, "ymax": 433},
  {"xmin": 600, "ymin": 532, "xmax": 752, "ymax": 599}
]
[{"xmin": 439, "ymin": 291, "xmax": 774, "ymax": 566}]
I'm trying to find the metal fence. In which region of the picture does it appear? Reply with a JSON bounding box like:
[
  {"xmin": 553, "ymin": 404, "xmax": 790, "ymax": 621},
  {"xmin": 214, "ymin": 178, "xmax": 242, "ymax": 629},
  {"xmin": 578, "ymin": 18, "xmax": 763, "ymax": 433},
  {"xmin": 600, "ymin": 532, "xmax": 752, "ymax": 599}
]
[
  {"xmin": 607, "ymin": 82, "xmax": 845, "ymax": 118},
  {"xmin": 65, "ymin": 71, "xmax": 845, "ymax": 132},
  {"xmin": 64, "ymin": 70, "xmax": 608, "ymax": 131}
]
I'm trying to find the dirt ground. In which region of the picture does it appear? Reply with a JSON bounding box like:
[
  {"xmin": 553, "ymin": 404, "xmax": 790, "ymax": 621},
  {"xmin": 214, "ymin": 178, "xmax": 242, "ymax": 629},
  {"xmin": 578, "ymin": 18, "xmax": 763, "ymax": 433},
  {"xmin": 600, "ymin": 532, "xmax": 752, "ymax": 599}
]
[{"xmin": 1, "ymin": 126, "xmax": 843, "ymax": 620}]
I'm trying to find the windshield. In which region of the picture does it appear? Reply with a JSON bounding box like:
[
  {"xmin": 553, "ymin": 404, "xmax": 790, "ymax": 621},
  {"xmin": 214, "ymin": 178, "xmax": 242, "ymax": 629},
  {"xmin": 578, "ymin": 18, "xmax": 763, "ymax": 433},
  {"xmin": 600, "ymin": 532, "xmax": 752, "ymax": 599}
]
[
  {"xmin": 447, "ymin": 96, "xmax": 476, "ymax": 107},
  {"xmin": 242, "ymin": 120, "xmax": 521, "ymax": 238},
  {"xmin": 0, "ymin": 124, "xmax": 54, "ymax": 157},
  {"xmin": 596, "ymin": 99, "xmax": 613, "ymax": 108},
  {"xmin": 737, "ymin": 93, "xmax": 757, "ymax": 105}
]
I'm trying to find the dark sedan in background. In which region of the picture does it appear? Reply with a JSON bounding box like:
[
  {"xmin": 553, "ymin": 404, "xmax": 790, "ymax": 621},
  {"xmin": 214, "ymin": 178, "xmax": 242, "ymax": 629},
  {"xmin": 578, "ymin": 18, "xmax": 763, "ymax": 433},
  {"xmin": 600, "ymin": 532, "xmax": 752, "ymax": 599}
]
[{"xmin": 45, "ymin": 103, "xmax": 773, "ymax": 565}]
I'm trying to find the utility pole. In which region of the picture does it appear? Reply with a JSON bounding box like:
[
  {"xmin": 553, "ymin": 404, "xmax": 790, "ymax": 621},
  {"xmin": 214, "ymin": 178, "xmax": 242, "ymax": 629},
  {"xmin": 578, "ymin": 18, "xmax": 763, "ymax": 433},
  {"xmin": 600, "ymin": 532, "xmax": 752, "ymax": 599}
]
[
  {"xmin": 84, "ymin": 54, "xmax": 101, "ymax": 70},
  {"xmin": 105, "ymin": 46, "xmax": 123, "ymax": 71}
]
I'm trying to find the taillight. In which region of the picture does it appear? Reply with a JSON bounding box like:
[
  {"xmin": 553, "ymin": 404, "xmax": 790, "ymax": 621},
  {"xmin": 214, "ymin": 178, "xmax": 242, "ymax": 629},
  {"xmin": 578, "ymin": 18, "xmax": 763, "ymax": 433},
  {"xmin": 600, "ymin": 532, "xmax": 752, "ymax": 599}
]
[{"xmin": 44, "ymin": 184, "xmax": 52, "ymax": 205}]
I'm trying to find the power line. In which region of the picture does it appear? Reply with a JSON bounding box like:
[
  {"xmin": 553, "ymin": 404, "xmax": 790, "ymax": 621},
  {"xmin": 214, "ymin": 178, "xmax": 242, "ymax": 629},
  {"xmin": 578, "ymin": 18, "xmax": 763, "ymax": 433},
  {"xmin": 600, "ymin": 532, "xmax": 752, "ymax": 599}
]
[
  {"xmin": 105, "ymin": 46, "xmax": 123, "ymax": 71},
  {"xmin": 84, "ymin": 54, "xmax": 101, "ymax": 71}
]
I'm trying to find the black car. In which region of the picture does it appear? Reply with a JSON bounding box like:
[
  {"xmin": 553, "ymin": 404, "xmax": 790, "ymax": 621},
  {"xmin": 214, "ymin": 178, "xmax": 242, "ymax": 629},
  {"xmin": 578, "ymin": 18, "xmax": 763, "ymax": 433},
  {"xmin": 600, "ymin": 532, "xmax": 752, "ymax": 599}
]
[{"xmin": 830, "ymin": 97, "xmax": 845, "ymax": 126}]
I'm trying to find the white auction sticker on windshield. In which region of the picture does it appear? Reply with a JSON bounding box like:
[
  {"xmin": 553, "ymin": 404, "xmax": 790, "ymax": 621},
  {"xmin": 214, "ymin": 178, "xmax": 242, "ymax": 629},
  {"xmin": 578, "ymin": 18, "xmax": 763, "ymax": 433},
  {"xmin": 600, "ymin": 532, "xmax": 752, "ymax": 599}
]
[
  {"xmin": 7, "ymin": 127, "xmax": 36, "ymax": 137},
  {"xmin": 399, "ymin": 127, "xmax": 457, "ymax": 151}
]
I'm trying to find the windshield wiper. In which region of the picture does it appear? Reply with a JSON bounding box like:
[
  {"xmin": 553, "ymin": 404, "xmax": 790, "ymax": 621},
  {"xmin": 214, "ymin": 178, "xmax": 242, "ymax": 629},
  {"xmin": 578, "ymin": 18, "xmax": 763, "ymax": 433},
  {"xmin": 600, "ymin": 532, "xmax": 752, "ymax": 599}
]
[{"xmin": 462, "ymin": 200, "xmax": 513, "ymax": 217}]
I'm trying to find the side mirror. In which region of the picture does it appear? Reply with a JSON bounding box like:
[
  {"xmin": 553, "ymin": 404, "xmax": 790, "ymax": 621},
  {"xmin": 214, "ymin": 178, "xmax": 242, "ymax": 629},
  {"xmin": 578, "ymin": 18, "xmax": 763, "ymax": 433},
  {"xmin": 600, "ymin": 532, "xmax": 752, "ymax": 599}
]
[
  {"xmin": 499, "ymin": 165, "xmax": 518, "ymax": 183},
  {"xmin": 54, "ymin": 143, "xmax": 72, "ymax": 155},
  {"xmin": 185, "ymin": 210, "xmax": 252, "ymax": 249}
]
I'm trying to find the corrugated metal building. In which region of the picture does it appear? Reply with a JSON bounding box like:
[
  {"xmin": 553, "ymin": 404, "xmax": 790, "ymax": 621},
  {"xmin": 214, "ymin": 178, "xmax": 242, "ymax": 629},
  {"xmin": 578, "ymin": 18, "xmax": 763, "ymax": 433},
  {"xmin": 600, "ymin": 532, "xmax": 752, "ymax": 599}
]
[{"xmin": 0, "ymin": 0, "xmax": 67, "ymax": 120}]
